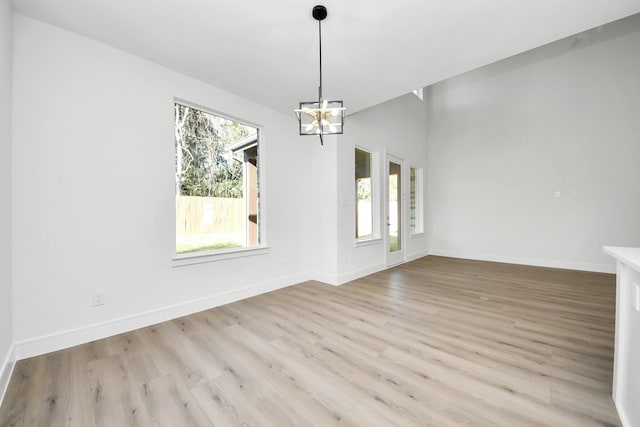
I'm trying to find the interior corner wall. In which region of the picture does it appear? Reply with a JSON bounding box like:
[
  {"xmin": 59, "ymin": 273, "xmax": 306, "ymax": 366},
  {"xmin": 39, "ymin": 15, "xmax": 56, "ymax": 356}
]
[
  {"xmin": 11, "ymin": 14, "xmax": 312, "ymax": 356},
  {"xmin": 337, "ymin": 93, "xmax": 430, "ymax": 282},
  {"xmin": 425, "ymin": 14, "xmax": 640, "ymax": 273},
  {"xmin": 0, "ymin": 0, "xmax": 14, "ymax": 395},
  {"xmin": 309, "ymin": 136, "xmax": 339, "ymax": 284}
]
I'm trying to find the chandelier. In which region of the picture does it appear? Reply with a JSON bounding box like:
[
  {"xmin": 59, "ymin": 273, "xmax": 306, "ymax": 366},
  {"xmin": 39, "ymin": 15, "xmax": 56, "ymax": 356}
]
[{"xmin": 294, "ymin": 5, "xmax": 345, "ymax": 145}]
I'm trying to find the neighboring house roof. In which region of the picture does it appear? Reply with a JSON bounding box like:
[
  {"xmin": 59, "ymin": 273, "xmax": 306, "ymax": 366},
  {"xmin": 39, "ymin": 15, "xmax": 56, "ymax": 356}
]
[{"xmin": 228, "ymin": 134, "xmax": 258, "ymax": 154}]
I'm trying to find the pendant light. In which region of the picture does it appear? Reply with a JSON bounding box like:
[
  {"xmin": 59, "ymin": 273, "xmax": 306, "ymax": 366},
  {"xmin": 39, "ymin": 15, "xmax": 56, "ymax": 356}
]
[{"xmin": 294, "ymin": 5, "xmax": 345, "ymax": 145}]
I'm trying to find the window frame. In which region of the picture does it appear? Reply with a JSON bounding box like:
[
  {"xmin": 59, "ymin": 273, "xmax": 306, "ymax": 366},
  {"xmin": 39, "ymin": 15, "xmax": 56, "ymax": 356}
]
[
  {"xmin": 355, "ymin": 146, "xmax": 381, "ymax": 245},
  {"xmin": 171, "ymin": 99, "xmax": 268, "ymax": 266},
  {"xmin": 409, "ymin": 166, "xmax": 424, "ymax": 236}
]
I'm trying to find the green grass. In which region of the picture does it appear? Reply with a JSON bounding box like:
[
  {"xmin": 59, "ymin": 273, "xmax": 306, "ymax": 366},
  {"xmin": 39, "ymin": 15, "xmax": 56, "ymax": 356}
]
[
  {"xmin": 176, "ymin": 242, "xmax": 242, "ymax": 254},
  {"xmin": 389, "ymin": 235, "xmax": 399, "ymax": 252}
]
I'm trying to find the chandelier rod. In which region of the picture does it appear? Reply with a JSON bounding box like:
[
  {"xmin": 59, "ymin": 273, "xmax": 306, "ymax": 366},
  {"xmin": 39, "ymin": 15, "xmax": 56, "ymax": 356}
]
[{"xmin": 318, "ymin": 15, "xmax": 323, "ymax": 103}]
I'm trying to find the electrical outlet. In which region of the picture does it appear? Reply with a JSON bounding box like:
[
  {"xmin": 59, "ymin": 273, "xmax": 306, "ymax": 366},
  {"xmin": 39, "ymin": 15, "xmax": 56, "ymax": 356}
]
[{"xmin": 93, "ymin": 290, "xmax": 105, "ymax": 306}]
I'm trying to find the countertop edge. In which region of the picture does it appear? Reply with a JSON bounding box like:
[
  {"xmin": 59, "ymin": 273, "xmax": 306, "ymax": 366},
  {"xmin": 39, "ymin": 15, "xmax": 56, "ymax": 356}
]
[{"xmin": 604, "ymin": 246, "xmax": 640, "ymax": 272}]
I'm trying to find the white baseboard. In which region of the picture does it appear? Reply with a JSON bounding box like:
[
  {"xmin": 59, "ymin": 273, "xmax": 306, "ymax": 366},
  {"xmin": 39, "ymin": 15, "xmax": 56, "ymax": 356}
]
[
  {"xmin": 428, "ymin": 249, "xmax": 616, "ymax": 274},
  {"xmin": 615, "ymin": 399, "xmax": 631, "ymax": 427},
  {"xmin": 407, "ymin": 251, "xmax": 430, "ymax": 262},
  {"xmin": 336, "ymin": 263, "xmax": 388, "ymax": 285},
  {"xmin": 13, "ymin": 273, "xmax": 309, "ymax": 361},
  {"xmin": 312, "ymin": 257, "xmax": 428, "ymax": 287},
  {"xmin": 0, "ymin": 345, "xmax": 16, "ymax": 407},
  {"xmin": 308, "ymin": 271, "xmax": 340, "ymax": 286}
]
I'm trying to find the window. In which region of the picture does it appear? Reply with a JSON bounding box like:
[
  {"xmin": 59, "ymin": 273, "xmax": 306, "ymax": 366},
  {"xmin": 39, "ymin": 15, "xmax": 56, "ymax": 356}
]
[
  {"xmin": 410, "ymin": 167, "xmax": 424, "ymax": 234},
  {"xmin": 355, "ymin": 148, "xmax": 373, "ymax": 240},
  {"xmin": 175, "ymin": 102, "xmax": 260, "ymax": 254}
]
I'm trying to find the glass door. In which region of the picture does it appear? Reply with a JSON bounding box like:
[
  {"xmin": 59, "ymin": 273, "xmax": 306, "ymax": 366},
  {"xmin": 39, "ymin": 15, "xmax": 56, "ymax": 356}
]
[{"xmin": 386, "ymin": 154, "xmax": 404, "ymax": 266}]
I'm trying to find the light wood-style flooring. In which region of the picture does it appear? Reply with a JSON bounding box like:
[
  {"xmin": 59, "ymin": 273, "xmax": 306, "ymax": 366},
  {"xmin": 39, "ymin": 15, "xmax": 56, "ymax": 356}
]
[{"xmin": 0, "ymin": 256, "xmax": 620, "ymax": 426}]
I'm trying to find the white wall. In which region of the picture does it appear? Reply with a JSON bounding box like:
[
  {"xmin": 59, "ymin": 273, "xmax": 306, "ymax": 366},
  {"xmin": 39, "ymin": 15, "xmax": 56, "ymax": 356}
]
[
  {"xmin": 309, "ymin": 136, "xmax": 339, "ymax": 283},
  {"xmin": 11, "ymin": 14, "xmax": 313, "ymax": 356},
  {"xmin": 336, "ymin": 93, "xmax": 430, "ymax": 283},
  {"xmin": 0, "ymin": 0, "xmax": 14, "ymax": 398},
  {"xmin": 425, "ymin": 14, "xmax": 640, "ymax": 273}
]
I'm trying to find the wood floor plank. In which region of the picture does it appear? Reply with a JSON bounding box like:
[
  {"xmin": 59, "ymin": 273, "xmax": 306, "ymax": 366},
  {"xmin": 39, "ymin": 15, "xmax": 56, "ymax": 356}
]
[
  {"xmin": 197, "ymin": 319, "xmax": 350, "ymax": 426},
  {"xmin": 139, "ymin": 374, "xmax": 212, "ymax": 426},
  {"xmin": 86, "ymin": 354, "xmax": 152, "ymax": 427},
  {"xmin": 0, "ymin": 356, "xmax": 44, "ymax": 427},
  {"xmin": 191, "ymin": 374, "xmax": 272, "ymax": 427},
  {"xmin": 137, "ymin": 322, "xmax": 223, "ymax": 389},
  {"xmin": 0, "ymin": 256, "xmax": 621, "ymax": 426}
]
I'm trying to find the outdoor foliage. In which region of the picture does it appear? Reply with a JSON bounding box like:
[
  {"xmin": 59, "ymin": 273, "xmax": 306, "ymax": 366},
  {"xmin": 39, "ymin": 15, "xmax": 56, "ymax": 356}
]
[
  {"xmin": 357, "ymin": 178, "xmax": 371, "ymax": 201},
  {"xmin": 174, "ymin": 103, "xmax": 255, "ymax": 198}
]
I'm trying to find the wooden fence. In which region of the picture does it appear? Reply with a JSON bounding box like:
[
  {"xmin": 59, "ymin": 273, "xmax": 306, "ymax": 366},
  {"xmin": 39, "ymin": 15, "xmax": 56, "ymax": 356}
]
[{"xmin": 176, "ymin": 195, "xmax": 243, "ymax": 235}]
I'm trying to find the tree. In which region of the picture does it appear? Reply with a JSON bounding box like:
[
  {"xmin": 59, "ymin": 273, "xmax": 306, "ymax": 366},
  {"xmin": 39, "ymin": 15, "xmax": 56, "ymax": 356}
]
[{"xmin": 174, "ymin": 104, "xmax": 254, "ymax": 198}]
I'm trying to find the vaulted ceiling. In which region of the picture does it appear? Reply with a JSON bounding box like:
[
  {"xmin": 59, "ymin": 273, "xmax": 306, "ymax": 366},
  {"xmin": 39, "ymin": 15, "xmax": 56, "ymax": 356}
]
[{"xmin": 11, "ymin": 0, "xmax": 640, "ymax": 115}]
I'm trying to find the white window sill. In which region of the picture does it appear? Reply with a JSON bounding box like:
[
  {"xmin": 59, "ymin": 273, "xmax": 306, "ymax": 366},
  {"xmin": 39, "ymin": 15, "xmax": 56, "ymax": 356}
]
[
  {"xmin": 171, "ymin": 246, "xmax": 270, "ymax": 267},
  {"xmin": 354, "ymin": 238, "xmax": 382, "ymax": 248}
]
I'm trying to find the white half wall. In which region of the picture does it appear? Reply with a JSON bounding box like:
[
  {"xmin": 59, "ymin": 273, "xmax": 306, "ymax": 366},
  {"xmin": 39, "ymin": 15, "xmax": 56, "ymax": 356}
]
[
  {"xmin": 604, "ymin": 247, "xmax": 640, "ymax": 427},
  {"xmin": 0, "ymin": 0, "xmax": 14, "ymax": 402},
  {"xmin": 11, "ymin": 14, "xmax": 313, "ymax": 353},
  {"xmin": 425, "ymin": 14, "xmax": 640, "ymax": 273}
]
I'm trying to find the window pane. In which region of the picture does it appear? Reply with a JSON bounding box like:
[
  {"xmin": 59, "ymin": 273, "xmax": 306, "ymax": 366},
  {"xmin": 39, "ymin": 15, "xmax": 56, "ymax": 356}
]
[
  {"xmin": 410, "ymin": 167, "xmax": 424, "ymax": 234},
  {"xmin": 410, "ymin": 167, "xmax": 416, "ymax": 233},
  {"xmin": 175, "ymin": 102, "xmax": 259, "ymax": 254},
  {"xmin": 355, "ymin": 148, "xmax": 372, "ymax": 239},
  {"xmin": 389, "ymin": 161, "xmax": 401, "ymax": 252}
]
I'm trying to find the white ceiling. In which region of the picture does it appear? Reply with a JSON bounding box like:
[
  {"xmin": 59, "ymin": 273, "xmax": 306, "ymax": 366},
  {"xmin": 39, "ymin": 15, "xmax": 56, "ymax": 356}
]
[{"xmin": 11, "ymin": 0, "xmax": 640, "ymax": 115}]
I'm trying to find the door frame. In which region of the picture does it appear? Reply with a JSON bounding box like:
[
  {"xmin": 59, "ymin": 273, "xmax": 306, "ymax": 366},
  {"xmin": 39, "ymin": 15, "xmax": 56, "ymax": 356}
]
[{"xmin": 385, "ymin": 152, "xmax": 405, "ymax": 267}]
